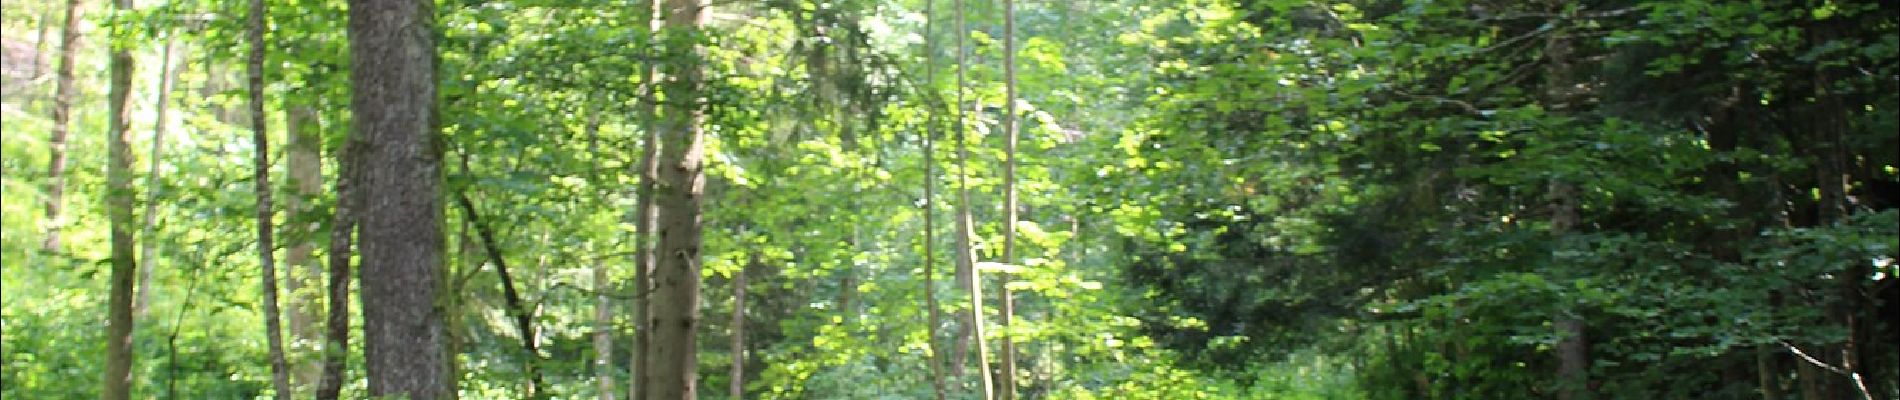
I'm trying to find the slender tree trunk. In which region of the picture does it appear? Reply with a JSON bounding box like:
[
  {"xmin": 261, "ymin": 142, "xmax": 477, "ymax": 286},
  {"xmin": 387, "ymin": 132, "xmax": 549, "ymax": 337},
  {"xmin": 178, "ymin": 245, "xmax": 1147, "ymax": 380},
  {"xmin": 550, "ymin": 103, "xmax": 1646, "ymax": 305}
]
[
  {"xmin": 248, "ymin": 0, "xmax": 294, "ymax": 395},
  {"xmin": 920, "ymin": 1, "xmax": 947, "ymax": 398},
  {"xmin": 630, "ymin": 1, "xmax": 664, "ymax": 398},
  {"xmin": 953, "ymin": 0, "xmax": 993, "ymax": 396},
  {"xmin": 33, "ymin": 3, "xmax": 53, "ymax": 79},
  {"xmin": 315, "ymin": 115, "xmax": 363, "ymax": 400},
  {"xmin": 285, "ymin": 102, "xmax": 325, "ymax": 392},
  {"xmin": 729, "ymin": 256, "xmax": 750, "ymax": 400},
  {"xmin": 136, "ymin": 39, "xmax": 180, "ymax": 320},
  {"xmin": 454, "ymin": 187, "xmax": 548, "ymax": 398},
  {"xmin": 351, "ymin": 0, "xmax": 450, "ymax": 395},
  {"xmin": 585, "ymin": 113, "xmax": 617, "ymax": 400},
  {"xmin": 997, "ymin": 0, "xmax": 1019, "ymax": 396},
  {"xmin": 99, "ymin": 0, "xmax": 139, "ymax": 397},
  {"xmin": 1541, "ymin": 8, "xmax": 1590, "ymax": 399},
  {"xmin": 43, "ymin": 0, "xmax": 82, "ymax": 254},
  {"xmin": 646, "ymin": 1, "xmax": 709, "ymax": 398}
]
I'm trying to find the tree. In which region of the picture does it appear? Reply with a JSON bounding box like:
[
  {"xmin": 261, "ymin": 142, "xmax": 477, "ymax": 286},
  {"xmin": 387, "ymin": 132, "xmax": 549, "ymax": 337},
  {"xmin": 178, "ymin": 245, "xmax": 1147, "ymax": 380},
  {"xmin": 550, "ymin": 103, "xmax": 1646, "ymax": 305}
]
[
  {"xmin": 284, "ymin": 100, "xmax": 323, "ymax": 392},
  {"xmin": 350, "ymin": 0, "xmax": 450, "ymax": 396},
  {"xmin": 728, "ymin": 255, "xmax": 750, "ymax": 400},
  {"xmin": 43, "ymin": 0, "xmax": 81, "ymax": 253},
  {"xmin": 630, "ymin": 1, "xmax": 664, "ymax": 398},
  {"xmin": 644, "ymin": 0, "xmax": 708, "ymax": 398},
  {"xmin": 248, "ymin": 0, "xmax": 294, "ymax": 394},
  {"xmin": 996, "ymin": 0, "xmax": 1019, "ymax": 397},
  {"xmin": 135, "ymin": 38, "xmax": 180, "ymax": 319},
  {"xmin": 920, "ymin": 0, "xmax": 947, "ymax": 398},
  {"xmin": 315, "ymin": 114, "xmax": 362, "ymax": 400},
  {"xmin": 951, "ymin": 0, "xmax": 992, "ymax": 396},
  {"xmin": 99, "ymin": 0, "xmax": 139, "ymax": 397}
]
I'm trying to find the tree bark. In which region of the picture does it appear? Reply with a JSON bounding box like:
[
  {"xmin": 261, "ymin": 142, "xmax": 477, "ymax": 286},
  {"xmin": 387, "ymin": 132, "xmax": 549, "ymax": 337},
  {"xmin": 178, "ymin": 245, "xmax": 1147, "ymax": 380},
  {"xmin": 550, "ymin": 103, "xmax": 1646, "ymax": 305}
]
[
  {"xmin": 630, "ymin": 1, "xmax": 663, "ymax": 398},
  {"xmin": 315, "ymin": 114, "xmax": 363, "ymax": 400},
  {"xmin": 136, "ymin": 39, "xmax": 180, "ymax": 320},
  {"xmin": 43, "ymin": 0, "xmax": 81, "ymax": 253},
  {"xmin": 997, "ymin": 0, "xmax": 1019, "ymax": 396},
  {"xmin": 646, "ymin": 0, "xmax": 708, "ymax": 398},
  {"xmin": 100, "ymin": 0, "xmax": 140, "ymax": 397},
  {"xmin": 350, "ymin": 0, "xmax": 451, "ymax": 396},
  {"xmin": 248, "ymin": 0, "xmax": 294, "ymax": 392},
  {"xmin": 285, "ymin": 102, "xmax": 325, "ymax": 392}
]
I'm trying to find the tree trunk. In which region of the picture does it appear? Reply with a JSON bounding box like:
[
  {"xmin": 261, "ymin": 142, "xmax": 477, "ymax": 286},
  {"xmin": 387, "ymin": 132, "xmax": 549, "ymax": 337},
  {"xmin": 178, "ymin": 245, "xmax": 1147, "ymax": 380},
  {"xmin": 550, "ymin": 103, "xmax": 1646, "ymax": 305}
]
[
  {"xmin": 455, "ymin": 188, "xmax": 548, "ymax": 398},
  {"xmin": 952, "ymin": 0, "xmax": 993, "ymax": 395},
  {"xmin": 1541, "ymin": 7, "xmax": 1590, "ymax": 399},
  {"xmin": 100, "ymin": 0, "xmax": 138, "ymax": 396},
  {"xmin": 630, "ymin": 0, "xmax": 663, "ymax": 398},
  {"xmin": 285, "ymin": 102, "xmax": 325, "ymax": 392},
  {"xmin": 248, "ymin": 0, "xmax": 294, "ymax": 395},
  {"xmin": 43, "ymin": 0, "xmax": 81, "ymax": 253},
  {"xmin": 997, "ymin": 0, "xmax": 1019, "ymax": 396},
  {"xmin": 315, "ymin": 113, "xmax": 363, "ymax": 400},
  {"xmin": 729, "ymin": 256, "xmax": 750, "ymax": 400},
  {"xmin": 136, "ymin": 39, "xmax": 180, "ymax": 320},
  {"xmin": 585, "ymin": 113, "xmax": 617, "ymax": 400},
  {"xmin": 350, "ymin": 0, "xmax": 450, "ymax": 395},
  {"xmin": 920, "ymin": 1, "xmax": 946, "ymax": 397},
  {"xmin": 645, "ymin": 1, "xmax": 708, "ymax": 398}
]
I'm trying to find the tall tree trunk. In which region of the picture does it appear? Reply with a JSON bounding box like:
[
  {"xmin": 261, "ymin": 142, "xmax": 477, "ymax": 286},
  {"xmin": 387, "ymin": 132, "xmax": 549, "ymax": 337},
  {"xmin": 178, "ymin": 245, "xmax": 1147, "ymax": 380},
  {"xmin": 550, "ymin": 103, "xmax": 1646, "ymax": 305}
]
[
  {"xmin": 454, "ymin": 187, "xmax": 548, "ymax": 398},
  {"xmin": 136, "ymin": 39, "xmax": 180, "ymax": 320},
  {"xmin": 1542, "ymin": 7, "xmax": 1590, "ymax": 399},
  {"xmin": 729, "ymin": 256, "xmax": 750, "ymax": 400},
  {"xmin": 920, "ymin": 1, "xmax": 947, "ymax": 398},
  {"xmin": 350, "ymin": 0, "xmax": 450, "ymax": 396},
  {"xmin": 249, "ymin": 0, "xmax": 294, "ymax": 395},
  {"xmin": 585, "ymin": 113, "xmax": 617, "ymax": 400},
  {"xmin": 630, "ymin": 0, "xmax": 663, "ymax": 398},
  {"xmin": 952, "ymin": 0, "xmax": 993, "ymax": 395},
  {"xmin": 100, "ymin": 0, "xmax": 139, "ymax": 397},
  {"xmin": 43, "ymin": 0, "xmax": 81, "ymax": 253},
  {"xmin": 996, "ymin": 0, "xmax": 1019, "ymax": 396},
  {"xmin": 645, "ymin": 0, "xmax": 708, "ymax": 398},
  {"xmin": 315, "ymin": 113, "xmax": 363, "ymax": 400},
  {"xmin": 285, "ymin": 102, "xmax": 325, "ymax": 392}
]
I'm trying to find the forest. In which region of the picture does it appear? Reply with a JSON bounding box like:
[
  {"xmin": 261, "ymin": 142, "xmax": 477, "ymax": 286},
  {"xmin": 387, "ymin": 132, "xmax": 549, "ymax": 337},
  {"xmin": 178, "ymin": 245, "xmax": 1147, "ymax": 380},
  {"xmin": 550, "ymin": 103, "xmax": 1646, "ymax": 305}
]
[{"xmin": 1, "ymin": 0, "xmax": 1896, "ymax": 398}]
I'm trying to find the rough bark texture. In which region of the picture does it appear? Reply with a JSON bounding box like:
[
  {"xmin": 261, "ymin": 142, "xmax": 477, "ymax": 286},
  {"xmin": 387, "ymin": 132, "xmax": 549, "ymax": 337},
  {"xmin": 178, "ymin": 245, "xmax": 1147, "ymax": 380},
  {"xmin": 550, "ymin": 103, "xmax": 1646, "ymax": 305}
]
[
  {"xmin": 136, "ymin": 39, "xmax": 179, "ymax": 320},
  {"xmin": 286, "ymin": 103, "xmax": 325, "ymax": 392},
  {"xmin": 315, "ymin": 121, "xmax": 363, "ymax": 400},
  {"xmin": 630, "ymin": 1, "xmax": 663, "ymax": 398},
  {"xmin": 350, "ymin": 0, "xmax": 451, "ymax": 396},
  {"xmin": 43, "ymin": 0, "xmax": 81, "ymax": 253},
  {"xmin": 100, "ymin": 0, "xmax": 138, "ymax": 396},
  {"xmin": 997, "ymin": 0, "xmax": 1018, "ymax": 396},
  {"xmin": 646, "ymin": 1, "xmax": 708, "ymax": 398},
  {"xmin": 249, "ymin": 0, "xmax": 294, "ymax": 392}
]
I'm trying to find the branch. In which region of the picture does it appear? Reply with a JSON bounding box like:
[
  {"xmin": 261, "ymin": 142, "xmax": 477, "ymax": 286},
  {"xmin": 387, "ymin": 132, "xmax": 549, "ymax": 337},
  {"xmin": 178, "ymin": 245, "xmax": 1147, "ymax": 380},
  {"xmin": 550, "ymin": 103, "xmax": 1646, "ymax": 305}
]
[{"xmin": 1780, "ymin": 340, "xmax": 1875, "ymax": 400}]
